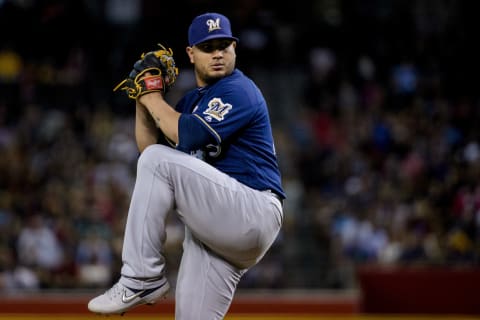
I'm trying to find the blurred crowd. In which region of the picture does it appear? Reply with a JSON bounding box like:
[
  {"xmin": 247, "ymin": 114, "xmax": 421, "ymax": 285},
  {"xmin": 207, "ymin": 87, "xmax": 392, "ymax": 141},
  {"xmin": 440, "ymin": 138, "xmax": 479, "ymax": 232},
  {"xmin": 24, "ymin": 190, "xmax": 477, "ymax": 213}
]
[{"xmin": 0, "ymin": 0, "xmax": 479, "ymax": 292}]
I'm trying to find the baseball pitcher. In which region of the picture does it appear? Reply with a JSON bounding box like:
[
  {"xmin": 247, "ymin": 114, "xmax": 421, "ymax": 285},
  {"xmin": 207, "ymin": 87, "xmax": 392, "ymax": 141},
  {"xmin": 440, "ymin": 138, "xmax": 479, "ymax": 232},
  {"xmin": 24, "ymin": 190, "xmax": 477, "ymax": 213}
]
[{"xmin": 88, "ymin": 12, "xmax": 285, "ymax": 320}]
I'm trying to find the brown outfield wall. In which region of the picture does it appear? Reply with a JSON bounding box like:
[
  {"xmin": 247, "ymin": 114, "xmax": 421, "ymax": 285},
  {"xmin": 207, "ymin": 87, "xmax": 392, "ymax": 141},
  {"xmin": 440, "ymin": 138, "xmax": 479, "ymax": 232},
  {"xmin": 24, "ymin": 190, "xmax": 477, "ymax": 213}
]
[
  {"xmin": 5, "ymin": 266, "xmax": 480, "ymax": 316},
  {"xmin": 0, "ymin": 290, "xmax": 359, "ymax": 315}
]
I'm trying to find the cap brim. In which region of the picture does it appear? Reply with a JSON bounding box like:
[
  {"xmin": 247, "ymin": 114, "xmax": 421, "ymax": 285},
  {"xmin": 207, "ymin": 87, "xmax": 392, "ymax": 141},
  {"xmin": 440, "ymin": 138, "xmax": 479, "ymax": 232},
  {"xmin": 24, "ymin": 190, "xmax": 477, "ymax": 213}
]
[{"xmin": 191, "ymin": 35, "xmax": 239, "ymax": 46}]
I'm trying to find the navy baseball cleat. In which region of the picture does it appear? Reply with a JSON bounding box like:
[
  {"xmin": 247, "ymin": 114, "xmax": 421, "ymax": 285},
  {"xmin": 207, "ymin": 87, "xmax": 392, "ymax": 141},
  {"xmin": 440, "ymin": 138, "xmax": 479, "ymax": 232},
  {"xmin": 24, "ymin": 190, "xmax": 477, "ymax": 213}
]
[{"xmin": 88, "ymin": 281, "xmax": 170, "ymax": 315}]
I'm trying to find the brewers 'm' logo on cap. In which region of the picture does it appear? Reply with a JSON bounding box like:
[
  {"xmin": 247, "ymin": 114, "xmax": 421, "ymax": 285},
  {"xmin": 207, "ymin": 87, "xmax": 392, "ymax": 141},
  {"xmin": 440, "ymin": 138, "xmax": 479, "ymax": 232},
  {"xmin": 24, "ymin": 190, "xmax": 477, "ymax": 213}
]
[
  {"xmin": 188, "ymin": 12, "xmax": 239, "ymax": 46},
  {"xmin": 206, "ymin": 18, "xmax": 221, "ymax": 32}
]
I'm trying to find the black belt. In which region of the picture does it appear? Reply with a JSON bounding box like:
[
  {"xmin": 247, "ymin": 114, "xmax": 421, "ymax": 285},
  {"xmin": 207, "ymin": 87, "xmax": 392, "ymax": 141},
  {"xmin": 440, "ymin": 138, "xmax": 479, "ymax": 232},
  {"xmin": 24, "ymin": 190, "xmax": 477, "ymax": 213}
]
[
  {"xmin": 265, "ymin": 189, "xmax": 283, "ymax": 206},
  {"xmin": 273, "ymin": 192, "xmax": 283, "ymax": 206}
]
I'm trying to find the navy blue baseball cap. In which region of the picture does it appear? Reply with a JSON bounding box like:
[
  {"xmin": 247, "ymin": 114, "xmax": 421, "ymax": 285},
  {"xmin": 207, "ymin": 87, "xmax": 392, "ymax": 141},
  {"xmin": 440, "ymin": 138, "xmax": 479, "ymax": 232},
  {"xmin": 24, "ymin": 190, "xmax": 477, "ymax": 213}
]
[{"xmin": 188, "ymin": 12, "xmax": 239, "ymax": 46}]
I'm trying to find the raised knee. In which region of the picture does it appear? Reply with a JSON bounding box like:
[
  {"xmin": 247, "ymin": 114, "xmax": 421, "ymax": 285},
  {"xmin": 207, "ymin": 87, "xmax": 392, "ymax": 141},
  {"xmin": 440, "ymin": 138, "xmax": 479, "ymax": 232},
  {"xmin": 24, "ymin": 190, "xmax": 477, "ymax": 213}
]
[{"xmin": 138, "ymin": 145, "xmax": 166, "ymax": 169}]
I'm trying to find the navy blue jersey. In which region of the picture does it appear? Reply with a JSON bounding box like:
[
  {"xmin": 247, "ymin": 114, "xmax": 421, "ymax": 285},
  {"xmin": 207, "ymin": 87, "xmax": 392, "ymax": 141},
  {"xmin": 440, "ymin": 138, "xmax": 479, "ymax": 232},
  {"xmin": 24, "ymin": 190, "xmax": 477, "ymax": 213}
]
[{"xmin": 175, "ymin": 69, "xmax": 285, "ymax": 198}]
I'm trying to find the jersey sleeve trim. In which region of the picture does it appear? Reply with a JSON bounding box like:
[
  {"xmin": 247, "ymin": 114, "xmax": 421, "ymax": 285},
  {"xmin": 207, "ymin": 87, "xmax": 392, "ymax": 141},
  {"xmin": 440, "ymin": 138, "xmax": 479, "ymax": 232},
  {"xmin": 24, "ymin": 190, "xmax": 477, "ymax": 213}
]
[
  {"xmin": 193, "ymin": 114, "xmax": 222, "ymax": 144},
  {"xmin": 163, "ymin": 134, "xmax": 177, "ymax": 148}
]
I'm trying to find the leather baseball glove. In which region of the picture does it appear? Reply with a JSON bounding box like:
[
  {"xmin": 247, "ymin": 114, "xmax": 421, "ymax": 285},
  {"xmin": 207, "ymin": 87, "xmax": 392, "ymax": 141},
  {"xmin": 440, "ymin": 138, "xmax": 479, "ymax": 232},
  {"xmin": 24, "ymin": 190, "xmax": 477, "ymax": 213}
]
[{"xmin": 113, "ymin": 43, "xmax": 179, "ymax": 99}]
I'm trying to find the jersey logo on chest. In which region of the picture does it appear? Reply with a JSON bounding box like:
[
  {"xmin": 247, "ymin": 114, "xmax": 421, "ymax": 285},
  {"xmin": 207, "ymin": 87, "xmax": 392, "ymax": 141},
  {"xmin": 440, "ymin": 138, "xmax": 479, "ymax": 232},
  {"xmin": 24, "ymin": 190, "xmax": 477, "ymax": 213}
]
[{"xmin": 203, "ymin": 98, "xmax": 232, "ymax": 121}]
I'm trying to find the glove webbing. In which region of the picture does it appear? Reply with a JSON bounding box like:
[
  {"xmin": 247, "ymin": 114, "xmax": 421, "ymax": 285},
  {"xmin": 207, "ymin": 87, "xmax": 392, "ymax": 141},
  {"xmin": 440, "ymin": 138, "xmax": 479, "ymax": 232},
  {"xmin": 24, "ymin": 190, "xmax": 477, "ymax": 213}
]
[{"xmin": 144, "ymin": 44, "xmax": 179, "ymax": 85}]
